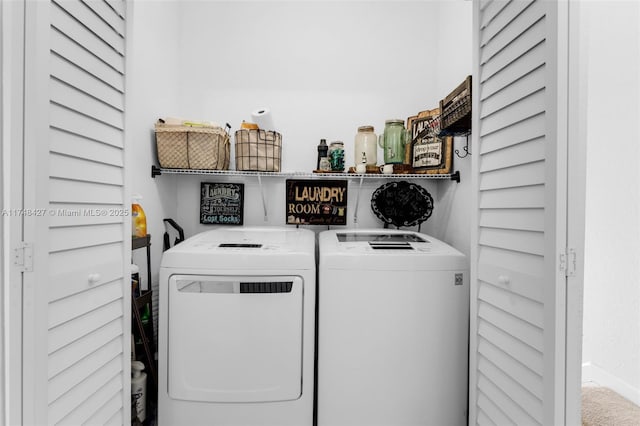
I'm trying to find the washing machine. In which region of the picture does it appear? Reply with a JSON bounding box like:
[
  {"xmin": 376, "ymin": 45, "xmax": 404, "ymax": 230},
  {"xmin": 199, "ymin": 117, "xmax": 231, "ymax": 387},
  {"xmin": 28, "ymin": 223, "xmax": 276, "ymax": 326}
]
[
  {"xmin": 158, "ymin": 227, "xmax": 316, "ymax": 426},
  {"xmin": 317, "ymin": 229, "xmax": 469, "ymax": 426}
]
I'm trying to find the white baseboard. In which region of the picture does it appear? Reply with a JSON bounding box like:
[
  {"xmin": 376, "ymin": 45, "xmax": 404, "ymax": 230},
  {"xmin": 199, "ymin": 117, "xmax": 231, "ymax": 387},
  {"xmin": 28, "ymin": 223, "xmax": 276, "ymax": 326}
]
[{"xmin": 582, "ymin": 362, "xmax": 640, "ymax": 406}]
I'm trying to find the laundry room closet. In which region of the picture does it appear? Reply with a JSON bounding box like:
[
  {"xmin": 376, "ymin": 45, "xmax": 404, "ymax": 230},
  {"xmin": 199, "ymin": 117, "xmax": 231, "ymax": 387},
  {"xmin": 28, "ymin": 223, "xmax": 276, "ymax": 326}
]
[
  {"xmin": 129, "ymin": 0, "xmax": 473, "ymax": 288},
  {"xmin": 6, "ymin": 0, "xmax": 640, "ymax": 424},
  {"xmin": 128, "ymin": 1, "xmax": 636, "ymax": 424},
  {"xmin": 129, "ymin": 2, "xmax": 473, "ymax": 422}
]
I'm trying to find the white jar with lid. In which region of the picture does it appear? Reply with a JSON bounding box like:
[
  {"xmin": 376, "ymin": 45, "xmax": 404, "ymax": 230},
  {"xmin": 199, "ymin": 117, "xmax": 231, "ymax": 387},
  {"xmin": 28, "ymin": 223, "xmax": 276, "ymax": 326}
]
[{"xmin": 355, "ymin": 126, "xmax": 377, "ymax": 166}]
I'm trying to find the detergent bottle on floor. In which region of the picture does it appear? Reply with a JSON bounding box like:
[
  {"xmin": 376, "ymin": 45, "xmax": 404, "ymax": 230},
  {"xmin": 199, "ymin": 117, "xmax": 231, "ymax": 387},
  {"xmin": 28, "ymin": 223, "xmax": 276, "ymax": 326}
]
[
  {"xmin": 131, "ymin": 195, "xmax": 147, "ymax": 238},
  {"xmin": 131, "ymin": 361, "xmax": 147, "ymax": 422}
]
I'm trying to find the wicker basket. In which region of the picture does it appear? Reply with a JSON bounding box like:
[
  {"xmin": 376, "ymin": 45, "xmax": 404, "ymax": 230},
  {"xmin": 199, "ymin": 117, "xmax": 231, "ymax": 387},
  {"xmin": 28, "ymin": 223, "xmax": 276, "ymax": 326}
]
[
  {"xmin": 235, "ymin": 129, "xmax": 282, "ymax": 172},
  {"xmin": 155, "ymin": 123, "xmax": 230, "ymax": 170}
]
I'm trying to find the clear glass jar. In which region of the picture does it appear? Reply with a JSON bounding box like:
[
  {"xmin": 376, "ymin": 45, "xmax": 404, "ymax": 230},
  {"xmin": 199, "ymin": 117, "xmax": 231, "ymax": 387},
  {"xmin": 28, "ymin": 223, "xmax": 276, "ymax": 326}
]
[
  {"xmin": 354, "ymin": 126, "xmax": 377, "ymax": 166},
  {"xmin": 378, "ymin": 119, "xmax": 407, "ymax": 164},
  {"xmin": 329, "ymin": 141, "xmax": 345, "ymax": 172}
]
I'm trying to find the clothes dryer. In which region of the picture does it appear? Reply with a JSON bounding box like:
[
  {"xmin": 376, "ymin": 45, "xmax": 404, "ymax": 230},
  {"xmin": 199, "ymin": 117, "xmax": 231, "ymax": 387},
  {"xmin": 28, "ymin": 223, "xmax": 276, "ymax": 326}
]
[
  {"xmin": 317, "ymin": 229, "xmax": 469, "ymax": 426},
  {"xmin": 158, "ymin": 227, "xmax": 315, "ymax": 426}
]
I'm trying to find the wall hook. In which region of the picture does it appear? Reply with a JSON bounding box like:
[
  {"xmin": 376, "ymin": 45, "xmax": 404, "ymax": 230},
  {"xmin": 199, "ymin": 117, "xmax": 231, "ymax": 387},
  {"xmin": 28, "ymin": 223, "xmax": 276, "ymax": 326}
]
[{"xmin": 455, "ymin": 134, "xmax": 471, "ymax": 159}]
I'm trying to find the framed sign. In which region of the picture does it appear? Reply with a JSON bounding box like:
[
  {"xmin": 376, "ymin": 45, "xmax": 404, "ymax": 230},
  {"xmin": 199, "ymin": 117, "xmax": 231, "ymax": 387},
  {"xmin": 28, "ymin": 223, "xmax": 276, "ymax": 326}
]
[
  {"xmin": 406, "ymin": 108, "xmax": 453, "ymax": 174},
  {"xmin": 286, "ymin": 179, "xmax": 347, "ymax": 225},
  {"xmin": 200, "ymin": 182, "xmax": 244, "ymax": 225}
]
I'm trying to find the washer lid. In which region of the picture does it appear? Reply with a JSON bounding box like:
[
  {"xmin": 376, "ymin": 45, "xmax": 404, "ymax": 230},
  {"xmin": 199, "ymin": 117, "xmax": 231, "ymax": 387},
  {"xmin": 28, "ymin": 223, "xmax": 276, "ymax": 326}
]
[
  {"xmin": 319, "ymin": 229, "xmax": 467, "ymax": 271},
  {"xmin": 160, "ymin": 227, "xmax": 315, "ymax": 270},
  {"xmin": 337, "ymin": 232, "xmax": 428, "ymax": 243}
]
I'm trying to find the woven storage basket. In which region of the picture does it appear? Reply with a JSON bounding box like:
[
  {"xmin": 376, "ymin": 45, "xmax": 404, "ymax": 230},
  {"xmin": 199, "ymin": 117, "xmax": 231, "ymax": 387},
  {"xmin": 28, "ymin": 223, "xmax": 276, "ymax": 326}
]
[
  {"xmin": 235, "ymin": 129, "xmax": 282, "ymax": 172},
  {"xmin": 155, "ymin": 123, "xmax": 189, "ymax": 168},
  {"xmin": 155, "ymin": 123, "xmax": 230, "ymax": 170},
  {"xmin": 187, "ymin": 126, "xmax": 230, "ymax": 170}
]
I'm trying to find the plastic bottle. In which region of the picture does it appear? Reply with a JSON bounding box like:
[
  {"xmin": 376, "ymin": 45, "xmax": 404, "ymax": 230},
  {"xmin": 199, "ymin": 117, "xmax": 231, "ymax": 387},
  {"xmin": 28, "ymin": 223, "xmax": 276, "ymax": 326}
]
[
  {"xmin": 141, "ymin": 304, "xmax": 150, "ymax": 326},
  {"xmin": 131, "ymin": 361, "xmax": 147, "ymax": 422},
  {"xmin": 319, "ymin": 157, "xmax": 331, "ymax": 171},
  {"xmin": 131, "ymin": 195, "xmax": 147, "ymax": 238},
  {"xmin": 316, "ymin": 139, "xmax": 328, "ymax": 170}
]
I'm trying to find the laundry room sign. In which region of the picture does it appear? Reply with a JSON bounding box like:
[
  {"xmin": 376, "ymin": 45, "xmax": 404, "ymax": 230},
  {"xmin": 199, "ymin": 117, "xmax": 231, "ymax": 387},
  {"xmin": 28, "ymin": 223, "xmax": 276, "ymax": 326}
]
[
  {"xmin": 200, "ymin": 182, "xmax": 244, "ymax": 225},
  {"xmin": 286, "ymin": 179, "xmax": 347, "ymax": 225}
]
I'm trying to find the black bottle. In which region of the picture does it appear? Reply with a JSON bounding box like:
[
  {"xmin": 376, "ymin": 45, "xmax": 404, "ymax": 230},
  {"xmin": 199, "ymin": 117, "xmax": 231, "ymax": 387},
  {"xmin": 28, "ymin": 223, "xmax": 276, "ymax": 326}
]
[{"xmin": 317, "ymin": 139, "xmax": 328, "ymax": 170}]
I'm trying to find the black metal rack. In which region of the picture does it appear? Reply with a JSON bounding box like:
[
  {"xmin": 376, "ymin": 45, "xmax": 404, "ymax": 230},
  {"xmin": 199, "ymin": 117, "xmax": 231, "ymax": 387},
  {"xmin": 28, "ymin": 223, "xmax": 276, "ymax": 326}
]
[{"xmin": 131, "ymin": 235, "xmax": 157, "ymax": 424}]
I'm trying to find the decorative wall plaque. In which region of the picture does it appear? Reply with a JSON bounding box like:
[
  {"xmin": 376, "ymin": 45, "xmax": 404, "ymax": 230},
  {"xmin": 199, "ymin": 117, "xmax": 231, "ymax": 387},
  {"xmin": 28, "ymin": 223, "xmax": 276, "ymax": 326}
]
[
  {"xmin": 200, "ymin": 182, "xmax": 244, "ymax": 225},
  {"xmin": 371, "ymin": 181, "xmax": 433, "ymax": 227},
  {"xmin": 406, "ymin": 108, "xmax": 453, "ymax": 174},
  {"xmin": 286, "ymin": 179, "xmax": 347, "ymax": 225}
]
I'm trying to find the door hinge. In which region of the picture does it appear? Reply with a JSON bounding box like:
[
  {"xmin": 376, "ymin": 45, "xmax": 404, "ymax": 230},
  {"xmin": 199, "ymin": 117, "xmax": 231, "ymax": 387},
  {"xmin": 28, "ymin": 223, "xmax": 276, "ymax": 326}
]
[
  {"xmin": 13, "ymin": 242, "xmax": 33, "ymax": 272},
  {"xmin": 560, "ymin": 248, "xmax": 576, "ymax": 277}
]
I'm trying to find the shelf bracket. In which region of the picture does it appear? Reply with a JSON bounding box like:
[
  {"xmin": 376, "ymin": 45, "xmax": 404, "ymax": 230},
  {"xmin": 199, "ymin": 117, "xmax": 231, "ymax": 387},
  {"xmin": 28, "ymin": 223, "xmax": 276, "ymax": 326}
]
[
  {"xmin": 151, "ymin": 165, "xmax": 162, "ymax": 178},
  {"xmin": 451, "ymin": 171, "xmax": 460, "ymax": 183},
  {"xmin": 257, "ymin": 174, "xmax": 268, "ymax": 221},
  {"xmin": 353, "ymin": 176, "xmax": 364, "ymax": 224}
]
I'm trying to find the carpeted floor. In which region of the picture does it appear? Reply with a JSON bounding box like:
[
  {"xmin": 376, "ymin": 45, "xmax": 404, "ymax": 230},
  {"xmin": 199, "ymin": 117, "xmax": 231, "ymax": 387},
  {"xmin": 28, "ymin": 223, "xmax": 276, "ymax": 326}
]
[{"xmin": 582, "ymin": 386, "xmax": 640, "ymax": 426}]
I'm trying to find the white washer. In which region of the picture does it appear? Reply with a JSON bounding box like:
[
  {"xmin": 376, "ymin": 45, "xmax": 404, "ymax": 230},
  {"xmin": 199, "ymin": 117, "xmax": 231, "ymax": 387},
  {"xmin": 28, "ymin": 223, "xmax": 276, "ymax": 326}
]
[
  {"xmin": 158, "ymin": 227, "xmax": 315, "ymax": 426},
  {"xmin": 317, "ymin": 229, "xmax": 469, "ymax": 426}
]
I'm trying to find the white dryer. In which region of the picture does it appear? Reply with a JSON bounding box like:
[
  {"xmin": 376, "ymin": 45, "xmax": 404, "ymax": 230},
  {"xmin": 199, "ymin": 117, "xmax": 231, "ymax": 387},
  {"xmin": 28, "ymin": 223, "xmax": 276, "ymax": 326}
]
[
  {"xmin": 317, "ymin": 230, "xmax": 469, "ymax": 426},
  {"xmin": 158, "ymin": 227, "xmax": 315, "ymax": 426}
]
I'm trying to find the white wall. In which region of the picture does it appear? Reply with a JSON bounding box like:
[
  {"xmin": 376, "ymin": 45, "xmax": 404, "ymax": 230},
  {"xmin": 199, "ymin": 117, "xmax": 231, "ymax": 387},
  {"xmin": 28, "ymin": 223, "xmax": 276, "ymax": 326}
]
[
  {"xmin": 128, "ymin": 1, "xmax": 182, "ymax": 294},
  {"xmin": 0, "ymin": 1, "xmax": 5, "ymax": 422},
  {"xmin": 433, "ymin": 0, "xmax": 472, "ymax": 260},
  {"xmin": 582, "ymin": 1, "xmax": 640, "ymax": 404},
  {"xmin": 176, "ymin": 1, "xmax": 441, "ymax": 172},
  {"xmin": 168, "ymin": 0, "xmax": 472, "ymax": 252}
]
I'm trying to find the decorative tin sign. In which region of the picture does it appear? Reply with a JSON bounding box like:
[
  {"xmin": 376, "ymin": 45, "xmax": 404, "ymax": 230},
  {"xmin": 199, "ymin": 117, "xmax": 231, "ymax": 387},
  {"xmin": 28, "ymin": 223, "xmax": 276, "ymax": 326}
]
[
  {"xmin": 200, "ymin": 182, "xmax": 244, "ymax": 225},
  {"xmin": 406, "ymin": 108, "xmax": 453, "ymax": 174},
  {"xmin": 371, "ymin": 181, "xmax": 433, "ymax": 227},
  {"xmin": 285, "ymin": 179, "xmax": 347, "ymax": 225}
]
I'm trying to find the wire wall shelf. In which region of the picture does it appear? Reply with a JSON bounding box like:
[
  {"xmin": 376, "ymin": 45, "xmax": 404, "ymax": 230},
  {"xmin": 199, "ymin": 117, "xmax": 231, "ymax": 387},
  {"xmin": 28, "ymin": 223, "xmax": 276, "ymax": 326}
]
[{"xmin": 151, "ymin": 165, "xmax": 460, "ymax": 182}]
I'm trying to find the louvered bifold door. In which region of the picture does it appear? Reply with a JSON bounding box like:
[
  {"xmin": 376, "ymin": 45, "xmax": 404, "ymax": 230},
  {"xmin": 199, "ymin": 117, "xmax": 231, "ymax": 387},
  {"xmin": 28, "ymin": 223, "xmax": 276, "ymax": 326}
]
[
  {"xmin": 470, "ymin": 1, "xmax": 569, "ymax": 425},
  {"xmin": 22, "ymin": 0, "xmax": 129, "ymax": 424}
]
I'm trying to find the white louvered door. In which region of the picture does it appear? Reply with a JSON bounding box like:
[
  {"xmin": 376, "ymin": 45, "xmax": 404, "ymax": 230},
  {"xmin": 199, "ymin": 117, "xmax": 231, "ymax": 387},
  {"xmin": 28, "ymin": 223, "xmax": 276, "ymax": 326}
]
[
  {"xmin": 470, "ymin": 1, "xmax": 570, "ymax": 425},
  {"xmin": 22, "ymin": 0, "xmax": 130, "ymax": 424}
]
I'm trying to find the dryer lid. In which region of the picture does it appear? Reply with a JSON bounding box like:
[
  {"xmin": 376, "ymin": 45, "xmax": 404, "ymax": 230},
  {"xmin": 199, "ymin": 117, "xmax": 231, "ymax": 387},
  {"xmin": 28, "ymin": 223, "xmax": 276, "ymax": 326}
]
[{"xmin": 160, "ymin": 227, "xmax": 315, "ymax": 270}]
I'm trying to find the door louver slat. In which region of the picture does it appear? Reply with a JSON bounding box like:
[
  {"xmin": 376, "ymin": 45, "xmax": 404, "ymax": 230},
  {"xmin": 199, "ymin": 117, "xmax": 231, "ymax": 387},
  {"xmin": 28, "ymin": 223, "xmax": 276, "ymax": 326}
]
[
  {"xmin": 478, "ymin": 356, "xmax": 543, "ymax": 422},
  {"xmin": 48, "ymin": 337, "xmax": 123, "ymax": 404},
  {"xmin": 478, "ymin": 336, "xmax": 544, "ymax": 398},
  {"xmin": 472, "ymin": 0, "xmax": 567, "ymax": 424},
  {"xmin": 480, "ymin": 0, "xmax": 535, "ymax": 46},
  {"xmin": 480, "ymin": 42, "xmax": 546, "ymax": 101},
  {"xmin": 46, "ymin": 0, "xmax": 127, "ymax": 423},
  {"xmin": 50, "ymin": 127, "xmax": 123, "ymax": 166}
]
